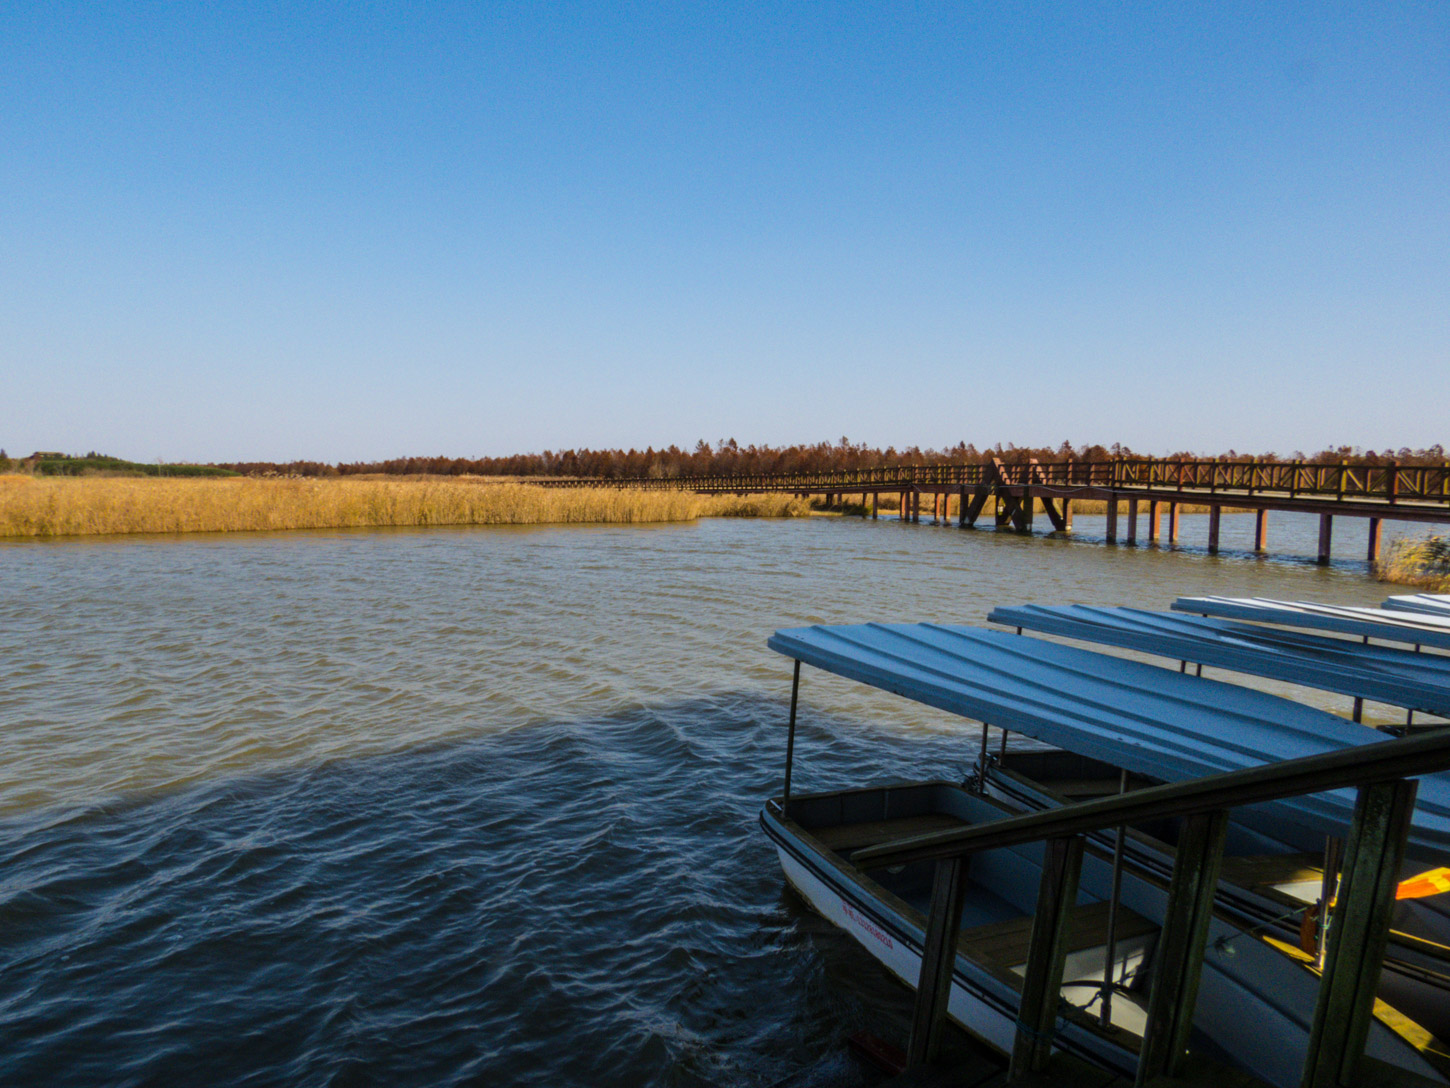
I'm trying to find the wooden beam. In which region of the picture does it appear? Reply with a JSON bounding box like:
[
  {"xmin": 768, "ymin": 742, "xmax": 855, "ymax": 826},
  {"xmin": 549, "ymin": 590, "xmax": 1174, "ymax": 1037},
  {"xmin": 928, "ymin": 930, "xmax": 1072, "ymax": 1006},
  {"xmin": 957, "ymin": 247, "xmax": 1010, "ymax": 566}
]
[
  {"xmin": 1136, "ymin": 809, "xmax": 1229, "ymax": 1085},
  {"xmin": 1010, "ymin": 836, "xmax": 1085, "ymax": 1078},
  {"xmin": 963, "ymin": 485, "xmax": 990, "ymax": 527},
  {"xmin": 1040, "ymin": 494, "xmax": 1067, "ymax": 532},
  {"xmin": 1302, "ymin": 779, "xmax": 1418, "ymax": 1088},
  {"xmin": 907, "ymin": 856, "xmax": 971, "ymax": 1068}
]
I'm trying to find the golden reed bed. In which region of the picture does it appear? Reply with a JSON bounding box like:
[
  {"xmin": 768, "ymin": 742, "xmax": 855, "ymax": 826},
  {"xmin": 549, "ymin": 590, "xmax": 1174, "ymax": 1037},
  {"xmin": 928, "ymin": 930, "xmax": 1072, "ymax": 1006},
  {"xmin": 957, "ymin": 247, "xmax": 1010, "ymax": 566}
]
[{"xmin": 0, "ymin": 476, "xmax": 813, "ymax": 538}]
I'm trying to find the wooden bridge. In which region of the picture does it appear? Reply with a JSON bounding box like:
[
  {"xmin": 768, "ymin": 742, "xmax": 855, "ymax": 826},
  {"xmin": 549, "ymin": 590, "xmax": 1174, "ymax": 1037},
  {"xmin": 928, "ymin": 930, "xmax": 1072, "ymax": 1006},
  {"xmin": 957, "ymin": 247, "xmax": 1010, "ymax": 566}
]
[{"xmin": 540, "ymin": 458, "xmax": 1450, "ymax": 564}]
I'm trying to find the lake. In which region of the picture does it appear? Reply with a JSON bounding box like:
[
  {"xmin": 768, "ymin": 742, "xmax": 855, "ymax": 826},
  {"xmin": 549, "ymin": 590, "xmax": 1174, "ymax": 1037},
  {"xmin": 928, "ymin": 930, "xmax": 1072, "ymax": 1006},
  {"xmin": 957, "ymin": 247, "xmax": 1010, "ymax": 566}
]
[{"xmin": 0, "ymin": 512, "xmax": 1425, "ymax": 1086}]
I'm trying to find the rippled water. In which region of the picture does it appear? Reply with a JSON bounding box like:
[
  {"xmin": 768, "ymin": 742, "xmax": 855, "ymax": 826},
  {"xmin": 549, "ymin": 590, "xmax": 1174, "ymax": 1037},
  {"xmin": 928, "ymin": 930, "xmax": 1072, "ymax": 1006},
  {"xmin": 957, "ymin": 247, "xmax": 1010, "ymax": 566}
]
[{"xmin": 0, "ymin": 512, "xmax": 1425, "ymax": 1085}]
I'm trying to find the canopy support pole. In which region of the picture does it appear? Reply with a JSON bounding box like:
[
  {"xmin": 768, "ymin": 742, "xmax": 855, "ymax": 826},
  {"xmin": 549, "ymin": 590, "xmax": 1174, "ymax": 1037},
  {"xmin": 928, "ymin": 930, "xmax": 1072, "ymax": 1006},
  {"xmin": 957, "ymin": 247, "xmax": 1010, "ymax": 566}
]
[
  {"xmin": 1101, "ymin": 768, "xmax": 1130, "ymax": 1028},
  {"xmin": 782, "ymin": 660, "xmax": 801, "ymax": 816}
]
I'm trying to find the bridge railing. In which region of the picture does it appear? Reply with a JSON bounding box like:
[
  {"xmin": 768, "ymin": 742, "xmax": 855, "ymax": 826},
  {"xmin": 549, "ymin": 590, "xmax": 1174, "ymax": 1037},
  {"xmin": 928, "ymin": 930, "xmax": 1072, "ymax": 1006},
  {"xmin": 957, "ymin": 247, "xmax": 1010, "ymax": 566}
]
[{"xmin": 532, "ymin": 459, "xmax": 1450, "ymax": 506}]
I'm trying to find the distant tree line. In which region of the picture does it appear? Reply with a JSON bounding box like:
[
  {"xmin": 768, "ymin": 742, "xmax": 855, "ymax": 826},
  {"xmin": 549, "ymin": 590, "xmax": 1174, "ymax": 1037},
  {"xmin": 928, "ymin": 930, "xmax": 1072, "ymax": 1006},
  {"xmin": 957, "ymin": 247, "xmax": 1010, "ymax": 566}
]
[{"xmin": 217, "ymin": 440, "xmax": 1449, "ymax": 479}]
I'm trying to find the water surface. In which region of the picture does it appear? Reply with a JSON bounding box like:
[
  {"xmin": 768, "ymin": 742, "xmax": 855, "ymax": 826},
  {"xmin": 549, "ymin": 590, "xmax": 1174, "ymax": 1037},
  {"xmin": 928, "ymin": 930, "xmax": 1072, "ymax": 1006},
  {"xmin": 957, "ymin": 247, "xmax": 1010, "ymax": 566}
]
[{"xmin": 0, "ymin": 513, "xmax": 1428, "ymax": 1085}]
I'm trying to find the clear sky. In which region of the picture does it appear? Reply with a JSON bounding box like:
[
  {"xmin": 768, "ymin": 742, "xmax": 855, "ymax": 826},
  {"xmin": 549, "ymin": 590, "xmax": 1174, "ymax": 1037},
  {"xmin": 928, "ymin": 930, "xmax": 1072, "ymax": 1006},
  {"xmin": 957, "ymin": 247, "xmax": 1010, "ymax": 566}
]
[{"xmin": 3, "ymin": 3, "xmax": 1446, "ymax": 463}]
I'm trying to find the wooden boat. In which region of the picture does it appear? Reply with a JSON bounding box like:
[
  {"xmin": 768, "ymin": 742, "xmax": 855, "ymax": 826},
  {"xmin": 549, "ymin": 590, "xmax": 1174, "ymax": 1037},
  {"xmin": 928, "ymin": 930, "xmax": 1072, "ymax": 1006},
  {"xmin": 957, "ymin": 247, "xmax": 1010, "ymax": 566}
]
[{"xmin": 762, "ymin": 622, "xmax": 1450, "ymax": 1086}]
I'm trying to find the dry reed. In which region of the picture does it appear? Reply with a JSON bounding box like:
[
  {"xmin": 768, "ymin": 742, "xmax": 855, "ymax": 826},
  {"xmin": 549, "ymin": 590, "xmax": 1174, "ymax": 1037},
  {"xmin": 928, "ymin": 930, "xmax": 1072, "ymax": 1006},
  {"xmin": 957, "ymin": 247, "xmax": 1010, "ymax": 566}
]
[
  {"xmin": 0, "ymin": 477, "xmax": 813, "ymax": 538},
  {"xmin": 1375, "ymin": 534, "xmax": 1450, "ymax": 591}
]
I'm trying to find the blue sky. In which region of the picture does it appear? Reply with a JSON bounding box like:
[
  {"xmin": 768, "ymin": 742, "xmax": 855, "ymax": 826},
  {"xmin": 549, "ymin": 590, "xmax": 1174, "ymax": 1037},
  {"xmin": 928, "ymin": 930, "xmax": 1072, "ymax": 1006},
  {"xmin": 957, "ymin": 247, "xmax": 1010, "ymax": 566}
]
[{"xmin": 3, "ymin": 3, "xmax": 1446, "ymax": 463}]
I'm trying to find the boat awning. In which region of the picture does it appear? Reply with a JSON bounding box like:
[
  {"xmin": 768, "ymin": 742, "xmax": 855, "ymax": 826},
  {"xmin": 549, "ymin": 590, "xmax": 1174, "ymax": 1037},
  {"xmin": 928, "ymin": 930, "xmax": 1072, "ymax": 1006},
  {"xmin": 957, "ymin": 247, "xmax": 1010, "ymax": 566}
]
[
  {"xmin": 768, "ymin": 623, "xmax": 1450, "ymax": 857},
  {"xmin": 1385, "ymin": 594, "xmax": 1450, "ymax": 618},
  {"xmin": 987, "ymin": 604, "xmax": 1450, "ymax": 716},
  {"xmin": 1172, "ymin": 596, "xmax": 1450, "ymax": 651}
]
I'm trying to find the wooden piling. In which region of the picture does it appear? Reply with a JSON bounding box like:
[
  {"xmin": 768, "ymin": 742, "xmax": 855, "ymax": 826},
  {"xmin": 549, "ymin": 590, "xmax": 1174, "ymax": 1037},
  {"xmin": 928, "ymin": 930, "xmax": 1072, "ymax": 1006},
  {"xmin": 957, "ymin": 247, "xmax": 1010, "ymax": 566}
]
[
  {"xmin": 1254, "ymin": 509, "xmax": 1268, "ymax": 552},
  {"xmin": 1135, "ymin": 809, "xmax": 1228, "ymax": 1085},
  {"xmin": 1168, "ymin": 502, "xmax": 1179, "ymax": 543},
  {"xmin": 1367, "ymin": 517, "xmax": 1381, "ymax": 563},
  {"xmin": 1126, "ymin": 498, "xmax": 1139, "ymax": 546},
  {"xmin": 911, "ymin": 490, "xmax": 921, "ymax": 523},
  {"xmin": 1062, "ymin": 499, "xmax": 1072, "ymax": 531},
  {"xmin": 957, "ymin": 485, "xmax": 967, "ymax": 527},
  {"xmin": 871, "ymin": 492, "xmax": 878, "ymax": 520},
  {"xmin": 1148, "ymin": 500, "xmax": 1161, "ymax": 543},
  {"xmin": 1105, "ymin": 498, "xmax": 1118, "ymax": 544},
  {"xmin": 1207, "ymin": 505, "xmax": 1221, "ymax": 554},
  {"xmin": 1318, "ymin": 513, "xmax": 1334, "ymax": 565},
  {"xmin": 907, "ymin": 857, "xmax": 971, "ymax": 1067},
  {"xmin": 1009, "ymin": 836, "xmax": 1085, "ymax": 1078},
  {"xmin": 1302, "ymin": 779, "xmax": 1418, "ymax": 1088}
]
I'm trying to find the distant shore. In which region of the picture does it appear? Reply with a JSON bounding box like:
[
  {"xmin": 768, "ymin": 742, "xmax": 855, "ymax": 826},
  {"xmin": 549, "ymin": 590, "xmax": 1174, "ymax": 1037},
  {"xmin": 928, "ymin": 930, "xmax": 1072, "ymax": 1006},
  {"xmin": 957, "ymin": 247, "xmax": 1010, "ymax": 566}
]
[{"xmin": 0, "ymin": 476, "xmax": 812, "ymax": 538}]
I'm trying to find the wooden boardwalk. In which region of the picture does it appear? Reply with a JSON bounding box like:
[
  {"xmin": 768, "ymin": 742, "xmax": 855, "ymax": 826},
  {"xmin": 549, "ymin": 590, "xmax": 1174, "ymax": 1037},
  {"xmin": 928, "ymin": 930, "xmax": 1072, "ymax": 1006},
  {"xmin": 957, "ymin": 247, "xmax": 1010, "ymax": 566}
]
[{"xmin": 541, "ymin": 457, "xmax": 1450, "ymax": 564}]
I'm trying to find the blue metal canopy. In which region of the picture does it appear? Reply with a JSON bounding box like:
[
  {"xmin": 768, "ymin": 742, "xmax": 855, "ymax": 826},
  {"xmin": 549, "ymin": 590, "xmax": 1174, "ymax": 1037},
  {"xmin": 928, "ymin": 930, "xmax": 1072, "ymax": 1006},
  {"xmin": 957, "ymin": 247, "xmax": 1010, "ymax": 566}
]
[
  {"xmin": 1172, "ymin": 596, "xmax": 1450, "ymax": 651},
  {"xmin": 1385, "ymin": 594, "xmax": 1450, "ymax": 618},
  {"xmin": 987, "ymin": 604, "xmax": 1450, "ymax": 716},
  {"xmin": 768, "ymin": 622, "xmax": 1450, "ymax": 857}
]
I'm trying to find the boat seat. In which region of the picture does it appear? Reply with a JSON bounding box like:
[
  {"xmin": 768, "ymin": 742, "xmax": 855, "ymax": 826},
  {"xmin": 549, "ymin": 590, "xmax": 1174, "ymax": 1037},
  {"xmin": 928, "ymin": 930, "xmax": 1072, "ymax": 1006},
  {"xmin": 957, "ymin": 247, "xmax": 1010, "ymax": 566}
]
[
  {"xmin": 958, "ymin": 899, "xmax": 1158, "ymax": 974},
  {"xmin": 1218, "ymin": 853, "xmax": 1322, "ymax": 889},
  {"xmin": 809, "ymin": 813, "xmax": 969, "ymax": 853}
]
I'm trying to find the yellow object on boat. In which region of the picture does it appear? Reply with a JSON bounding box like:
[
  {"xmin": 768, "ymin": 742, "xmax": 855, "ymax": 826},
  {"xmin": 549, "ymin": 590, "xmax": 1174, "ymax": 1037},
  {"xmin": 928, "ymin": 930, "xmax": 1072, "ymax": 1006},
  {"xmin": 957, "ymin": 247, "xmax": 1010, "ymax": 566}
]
[{"xmin": 1397, "ymin": 867, "xmax": 1450, "ymax": 900}]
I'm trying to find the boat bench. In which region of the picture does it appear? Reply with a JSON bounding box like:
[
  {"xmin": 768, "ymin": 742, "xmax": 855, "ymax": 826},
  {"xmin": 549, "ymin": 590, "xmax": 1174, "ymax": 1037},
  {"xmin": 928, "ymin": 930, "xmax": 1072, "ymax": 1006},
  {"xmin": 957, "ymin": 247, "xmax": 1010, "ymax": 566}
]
[
  {"xmin": 959, "ymin": 899, "xmax": 1159, "ymax": 975},
  {"xmin": 809, "ymin": 813, "xmax": 969, "ymax": 853}
]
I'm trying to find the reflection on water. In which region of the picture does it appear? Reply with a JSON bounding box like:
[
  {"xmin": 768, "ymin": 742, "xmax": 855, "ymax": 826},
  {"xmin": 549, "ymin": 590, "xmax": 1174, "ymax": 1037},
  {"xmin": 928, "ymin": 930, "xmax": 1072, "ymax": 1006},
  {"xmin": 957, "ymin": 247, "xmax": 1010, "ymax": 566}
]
[{"xmin": 0, "ymin": 514, "xmax": 1423, "ymax": 1084}]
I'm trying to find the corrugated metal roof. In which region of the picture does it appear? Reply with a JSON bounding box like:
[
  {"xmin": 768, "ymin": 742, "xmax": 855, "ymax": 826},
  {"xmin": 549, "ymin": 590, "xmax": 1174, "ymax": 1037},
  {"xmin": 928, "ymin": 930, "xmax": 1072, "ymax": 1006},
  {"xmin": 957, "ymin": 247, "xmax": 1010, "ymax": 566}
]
[
  {"xmin": 767, "ymin": 622, "xmax": 1450, "ymax": 856},
  {"xmin": 1172, "ymin": 596, "xmax": 1450, "ymax": 651},
  {"xmin": 987, "ymin": 604, "xmax": 1450, "ymax": 716},
  {"xmin": 1385, "ymin": 594, "xmax": 1450, "ymax": 618}
]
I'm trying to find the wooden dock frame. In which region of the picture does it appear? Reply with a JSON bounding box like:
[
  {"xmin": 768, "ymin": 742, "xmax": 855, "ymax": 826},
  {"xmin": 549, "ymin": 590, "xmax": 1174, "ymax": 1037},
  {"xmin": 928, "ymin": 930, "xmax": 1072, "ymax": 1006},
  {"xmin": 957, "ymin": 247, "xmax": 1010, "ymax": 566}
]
[
  {"xmin": 545, "ymin": 458, "xmax": 1450, "ymax": 567},
  {"xmin": 853, "ymin": 728, "xmax": 1450, "ymax": 1088}
]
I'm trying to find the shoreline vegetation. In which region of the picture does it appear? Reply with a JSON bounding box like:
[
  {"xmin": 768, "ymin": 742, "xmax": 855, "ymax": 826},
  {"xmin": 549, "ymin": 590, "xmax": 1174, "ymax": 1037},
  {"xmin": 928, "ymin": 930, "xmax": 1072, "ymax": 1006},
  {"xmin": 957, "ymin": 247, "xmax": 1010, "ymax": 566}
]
[
  {"xmin": 0, "ymin": 477, "xmax": 813, "ymax": 538},
  {"xmin": 5, "ymin": 476, "xmax": 1247, "ymax": 540},
  {"xmin": 1376, "ymin": 535, "xmax": 1450, "ymax": 592}
]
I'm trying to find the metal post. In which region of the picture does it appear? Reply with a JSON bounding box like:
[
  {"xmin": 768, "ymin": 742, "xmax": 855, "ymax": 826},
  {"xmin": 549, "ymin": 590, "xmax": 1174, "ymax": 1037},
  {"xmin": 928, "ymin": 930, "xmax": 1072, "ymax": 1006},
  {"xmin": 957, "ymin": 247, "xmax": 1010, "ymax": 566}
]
[
  {"xmin": 782, "ymin": 660, "xmax": 801, "ymax": 816},
  {"xmin": 977, "ymin": 723, "xmax": 990, "ymax": 793},
  {"xmin": 1302, "ymin": 779, "xmax": 1418, "ymax": 1088},
  {"xmin": 1100, "ymin": 768, "xmax": 1130, "ymax": 1028},
  {"xmin": 1136, "ymin": 809, "xmax": 1229, "ymax": 1085},
  {"xmin": 1011, "ymin": 836, "xmax": 1086, "ymax": 1078}
]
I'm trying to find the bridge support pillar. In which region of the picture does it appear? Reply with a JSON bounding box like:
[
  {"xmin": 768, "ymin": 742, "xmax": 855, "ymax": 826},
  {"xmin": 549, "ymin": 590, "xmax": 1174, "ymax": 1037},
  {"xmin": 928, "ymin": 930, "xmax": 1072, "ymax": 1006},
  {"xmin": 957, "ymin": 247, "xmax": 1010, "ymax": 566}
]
[
  {"xmin": 1367, "ymin": 517, "xmax": 1382, "ymax": 563},
  {"xmin": 911, "ymin": 489, "xmax": 921, "ymax": 523},
  {"xmin": 1168, "ymin": 502, "xmax": 1179, "ymax": 543},
  {"xmin": 1208, "ymin": 505, "xmax": 1221, "ymax": 554},
  {"xmin": 1062, "ymin": 498, "xmax": 1072, "ymax": 531},
  {"xmin": 871, "ymin": 493, "xmax": 878, "ymax": 520},
  {"xmin": 1318, "ymin": 513, "xmax": 1334, "ymax": 565},
  {"xmin": 898, "ymin": 491, "xmax": 907, "ymax": 520},
  {"xmin": 1254, "ymin": 509, "xmax": 1269, "ymax": 553},
  {"xmin": 957, "ymin": 485, "xmax": 967, "ymax": 527},
  {"xmin": 1148, "ymin": 500, "xmax": 1161, "ymax": 543},
  {"xmin": 1126, "ymin": 498, "xmax": 1139, "ymax": 546},
  {"xmin": 1105, "ymin": 497, "xmax": 1118, "ymax": 544}
]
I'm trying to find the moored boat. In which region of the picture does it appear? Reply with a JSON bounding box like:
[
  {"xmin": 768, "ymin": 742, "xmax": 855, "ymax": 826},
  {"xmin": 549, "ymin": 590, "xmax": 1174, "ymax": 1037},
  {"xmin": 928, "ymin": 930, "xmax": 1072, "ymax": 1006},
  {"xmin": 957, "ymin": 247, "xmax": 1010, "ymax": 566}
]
[{"xmin": 762, "ymin": 621, "xmax": 1450, "ymax": 1086}]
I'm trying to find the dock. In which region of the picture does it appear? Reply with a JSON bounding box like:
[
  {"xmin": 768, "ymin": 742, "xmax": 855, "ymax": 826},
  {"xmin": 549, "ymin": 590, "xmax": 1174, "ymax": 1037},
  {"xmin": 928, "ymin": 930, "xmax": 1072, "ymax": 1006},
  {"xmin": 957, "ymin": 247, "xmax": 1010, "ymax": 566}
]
[{"xmin": 540, "ymin": 457, "xmax": 1450, "ymax": 564}]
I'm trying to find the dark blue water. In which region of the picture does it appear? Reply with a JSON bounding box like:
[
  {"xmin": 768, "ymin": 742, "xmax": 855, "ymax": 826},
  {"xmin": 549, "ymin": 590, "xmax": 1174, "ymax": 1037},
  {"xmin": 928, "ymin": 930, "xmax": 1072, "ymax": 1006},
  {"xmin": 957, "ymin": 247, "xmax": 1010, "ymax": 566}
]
[{"xmin": 0, "ymin": 515, "xmax": 1418, "ymax": 1085}]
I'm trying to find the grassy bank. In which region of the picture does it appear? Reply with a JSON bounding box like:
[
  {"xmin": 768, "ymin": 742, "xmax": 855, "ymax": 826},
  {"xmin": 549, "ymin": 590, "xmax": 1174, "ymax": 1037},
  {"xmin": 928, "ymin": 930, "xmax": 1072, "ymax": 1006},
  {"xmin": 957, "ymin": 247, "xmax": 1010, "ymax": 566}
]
[
  {"xmin": 0, "ymin": 477, "xmax": 812, "ymax": 538},
  {"xmin": 1376, "ymin": 534, "xmax": 1450, "ymax": 591}
]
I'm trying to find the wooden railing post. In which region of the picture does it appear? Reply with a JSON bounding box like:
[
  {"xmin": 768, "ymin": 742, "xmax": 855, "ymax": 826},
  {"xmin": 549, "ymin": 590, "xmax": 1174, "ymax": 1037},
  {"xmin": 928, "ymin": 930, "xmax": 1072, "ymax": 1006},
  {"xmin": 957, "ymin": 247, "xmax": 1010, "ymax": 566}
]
[
  {"xmin": 1010, "ymin": 835, "xmax": 1085, "ymax": 1079},
  {"xmin": 1301, "ymin": 779, "xmax": 1418, "ymax": 1088},
  {"xmin": 1136, "ymin": 809, "xmax": 1228, "ymax": 1086},
  {"xmin": 908, "ymin": 856, "xmax": 971, "ymax": 1068}
]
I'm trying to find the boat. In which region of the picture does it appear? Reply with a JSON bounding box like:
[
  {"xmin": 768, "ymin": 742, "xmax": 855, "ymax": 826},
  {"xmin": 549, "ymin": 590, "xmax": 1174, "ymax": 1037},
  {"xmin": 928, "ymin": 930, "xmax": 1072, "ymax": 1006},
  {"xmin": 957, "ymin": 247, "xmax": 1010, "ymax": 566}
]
[
  {"xmin": 760, "ymin": 621, "xmax": 1450, "ymax": 1086},
  {"xmin": 1386, "ymin": 594, "xmax": 1450, "ymax": 619}
]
